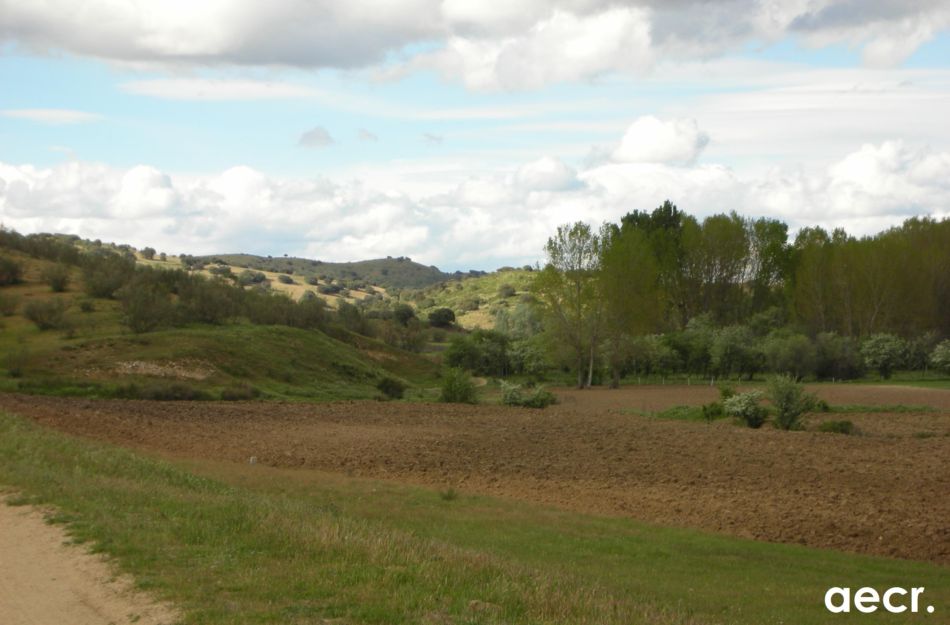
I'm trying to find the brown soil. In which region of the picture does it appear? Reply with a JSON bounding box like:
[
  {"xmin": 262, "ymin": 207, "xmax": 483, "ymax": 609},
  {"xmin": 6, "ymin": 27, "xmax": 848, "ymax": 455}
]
[
  {"xmin": 0, "ymin": 498, "xmax": 179, "ymax": 625},
  {"xmin": 1, "ymin": 384, "xmax": 948, "ymax": 564}
]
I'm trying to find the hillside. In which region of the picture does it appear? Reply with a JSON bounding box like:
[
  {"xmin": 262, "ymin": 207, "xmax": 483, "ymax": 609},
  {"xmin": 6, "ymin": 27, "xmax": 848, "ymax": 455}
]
[
  {"xmin": 407, "ymin": 267, "xmax": 537, "ymax": 329},
  {"xmin": 194, "ymin": 253, "xmax": 452, "ymax": 289},
  {"xmin": 0, "ymin": 249, "xmax": 440, "ymax": 401}
]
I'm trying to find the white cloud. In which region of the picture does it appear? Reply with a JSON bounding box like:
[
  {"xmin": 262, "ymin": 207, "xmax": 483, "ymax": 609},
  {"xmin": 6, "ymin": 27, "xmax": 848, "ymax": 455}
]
[
  {"xmin": 121, "ymin": 78, "xmax": 324, "ymax": 100},
  {"xmin": 612, "ymin": 116, "xmax": 709, "ymax": 165},
  {"xmin": 298, "ymin": 126, "xmax": 334, "ymax": 148},
  {"xmin": 2, "ymin": 1, "xmax": 947, "ymax": 88},
  {"xmin": 1, "ymin": 109, "xmax": 102, "ymax": 124},
  {"xmin": 1, "ymin": 138, "xmax": 948, "ymax": 270}
]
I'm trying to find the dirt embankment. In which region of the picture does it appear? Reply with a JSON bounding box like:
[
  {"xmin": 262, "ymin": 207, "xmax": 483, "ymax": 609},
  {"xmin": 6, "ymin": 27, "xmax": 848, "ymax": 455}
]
[{"xmin": 1, "ymin": 384, "xmax": 948, "ymax": 564}]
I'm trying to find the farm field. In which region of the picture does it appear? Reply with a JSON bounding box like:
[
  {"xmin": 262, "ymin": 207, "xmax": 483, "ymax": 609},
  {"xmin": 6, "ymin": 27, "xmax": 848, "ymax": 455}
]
[{"xmin": 2, "ymin": 384, "xmax": 947, "ymax": 565}]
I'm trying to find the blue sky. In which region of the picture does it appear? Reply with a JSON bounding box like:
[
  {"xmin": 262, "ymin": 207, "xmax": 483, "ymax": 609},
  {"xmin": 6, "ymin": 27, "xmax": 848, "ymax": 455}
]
[{"xmin": 2, "ymin": 1, "xmax": 950, "ymax": 270}]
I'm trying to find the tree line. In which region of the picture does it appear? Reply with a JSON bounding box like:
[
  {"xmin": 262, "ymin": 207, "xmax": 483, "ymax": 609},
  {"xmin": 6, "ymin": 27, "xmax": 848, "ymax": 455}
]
[{"xmin": 530, "ymin": 202, "xmax": 950, "ymax": 387}]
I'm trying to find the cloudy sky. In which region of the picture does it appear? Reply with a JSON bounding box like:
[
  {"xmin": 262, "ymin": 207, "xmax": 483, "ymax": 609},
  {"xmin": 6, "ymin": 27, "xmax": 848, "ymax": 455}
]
[{"xmin": 2, "ymin": 1, "xmax": 949, "ymax": 270}]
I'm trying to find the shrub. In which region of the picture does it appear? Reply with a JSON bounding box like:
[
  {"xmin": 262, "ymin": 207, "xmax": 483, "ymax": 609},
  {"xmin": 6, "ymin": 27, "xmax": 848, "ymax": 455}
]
[
  {"xmin": 141, "ymin": 246, "xmax": 156, "ymax": 260},
  {"xmin": 5, "ymin": 346, "xmax": 29, "ymax": 377},
  {"xmin": 861, "ymin": 333, "xmax": 906, "ymax": 379},
  {"xmin": 818, "ymin": 420, "xmax": 855, "ymax": 435},
  {"xmin": 0, "ymin": 292, "xmax": 19, "ymax": 316},
  {"xmin": 0, "ymin": 255, "xmax": 23, "ymax": 285},
  {"xmin": 78, "ymin": 298, "xmax": 95, "ymax": 313},
  {"xmin": 498, "ymin": 284, "xmax": 517, "ymax": 298},
  {"xmin": 500, "ymin": 381, "xmax": 557, "ymax": 408},
  {"xmin": 220, "ymin": 384, "xmax": 260, "ymax": 401},
  {"xmin": 23, "ymin": 299, "xmax": 68, "ymax": 330},
  {"xmin": 82, "ymin": 253, "xmax": 135, "ymax": 298},
  {"xmin": 306, "ymin": 276, "xmax": 319, "ymax": 286},
  {"xmin": 237, "ymin": 270, "xmax": 267, "ymax": 286},
  {"xmin": 277, "ymin": 274, "xmax": 294, "ymax": 284},
  {"xmin": 393, "ymin": 303, "xmax": 416, "ymax": 326},
  {"xmin": 116, "ymin": 277, "xmax": 175, "ymax": 333},
  {"xmin": 428, "ymin": 307, "xmax": 456, "ymax": 328},
  {"xmin": 41, "ymin": 263, "xmax": 71, "ymax": 292},
  {"xmin": 723, "ymin": 390, "xmax": 768, "ymax": 428},
  {"xmin": 376, "ymin": 377, "xmax": 407, "ymax": 400},
  {"xmin": 767, "ymin": 374, "xmax": 817, "ymax": 430},
  {"xmin": 931, "ymin": 340, "xmax": 950, "ymax": 375},
  {"xmin": 116, "ymin": 382, "xmax": 211, "ymax": 401},
  {"xmin": 439, "ymin": 368, "xmax": 478, "ymax": 404},
  {"xmin": 701, "ymin": 402, "xmax": 725, "ymax": 421}
]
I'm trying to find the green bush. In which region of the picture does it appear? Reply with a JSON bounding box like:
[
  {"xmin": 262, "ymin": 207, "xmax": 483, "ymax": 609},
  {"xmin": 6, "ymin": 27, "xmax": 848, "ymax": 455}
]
[
  {"xmin": 116, "ymin": 382, "xmax": 211, "ymax": 401},
  {"xmin": 500, "ymin": 382, "xmax": 556, "ymax": 408},
  {"xmin": 701, "ymin": 401, "xmax": 725, "ymax": 421},
  {"xmin": 931, "ymin": 340, "xmax": 950, "ymax": 374},
  {"xmin": 4, "ymin": 346, "xmax": 29, "ymax": 377},
  {"xmin": 277, "ymin": 274, "xmax": 294, "ymax": 284},
  {"xmin": 376, "ymin": 377, "xmax": 407, "ymax": 400},
  {"xmin": 428, "ymin": 307, "xmax": 456, "ymax": 328},
  {"xmin": 766, "ymin": 375, "xmax": 816, "ymax": 430},
  {"xmin": 82, "ymin": 253, "xmax": 135, "ymax": 298},
  {"xmin": 498, "ymin": 284, "xmax": 516, "ymax": 298},
  {"xmin": 723, "ymin": 390, "xmax": 768, "ymax": 428},
  {"xmin": 0, "ymin": 255, "xmax": 23, "ymax": 285},
  {"xmin": 439, "ymin": 368, "xmax": 478, "ymax": 404},
  {"xmin": 42, "ymin": 263, "xmax": 71, "ymax": 292},
  {"xmin": 23, "ymin": 299, "xmax": 68, "ymax": 330},
  {"xmin": 818, "ymin": 420, "xmax": 855, "ymax": 435},
  {"xmin": 220, "ymin": 384, "xmax": 260, "ymax": 401},
  {"xmin": 861, "ymin": 333, "xmax": 906, "ymax": 379},
  {"xmin": 116, "ymin": 278, "xmax": 175, "ymax": 333}
]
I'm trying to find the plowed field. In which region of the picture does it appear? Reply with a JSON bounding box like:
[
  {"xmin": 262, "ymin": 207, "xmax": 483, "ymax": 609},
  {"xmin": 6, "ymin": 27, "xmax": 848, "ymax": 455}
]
[{"xmin": 2, "ymin": 384, "xmax": 948, "ymax": 563}]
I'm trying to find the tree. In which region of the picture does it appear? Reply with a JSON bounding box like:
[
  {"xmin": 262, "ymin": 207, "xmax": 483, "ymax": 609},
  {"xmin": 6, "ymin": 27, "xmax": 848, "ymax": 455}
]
[
  {"xmin": 861, "ymin": 333, "xmax": 906, "ymax": 379},
  {"xmin": 930, "ymin": 340, "xmax": 950, "ymax": 374},
  {"xmin": 141, "ymin": 247, "xmax": 156, "ymax": 260},
  {"xmin": 428, "ymin": 307, "xmax": 456, "ymax": 328},
  {"xmin": 533, "ymin": 222, "xmax": 603, "ymax": 388}
]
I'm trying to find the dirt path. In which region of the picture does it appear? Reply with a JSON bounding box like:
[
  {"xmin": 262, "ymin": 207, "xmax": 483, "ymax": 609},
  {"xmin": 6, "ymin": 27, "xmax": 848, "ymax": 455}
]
[{"xmin": 0, "ymin": 499, "xmax": 178, "ymax": 625}]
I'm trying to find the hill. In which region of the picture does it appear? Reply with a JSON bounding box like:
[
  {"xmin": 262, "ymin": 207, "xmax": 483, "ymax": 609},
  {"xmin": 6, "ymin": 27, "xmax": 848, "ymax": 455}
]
[
  {"xmin": 407, "ymin": 267, "xmax": 537, "ymax": 329},
  {"xmin": 0, "ymin": 248, "xmax": 440, "ymax": 401},
  {"xmin": 194, "ymin": 253, "xmax": 452, "ymax": 289}
]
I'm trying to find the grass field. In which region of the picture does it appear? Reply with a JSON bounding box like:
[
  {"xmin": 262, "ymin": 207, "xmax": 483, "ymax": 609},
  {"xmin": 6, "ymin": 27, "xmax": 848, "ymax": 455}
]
[{"xmin": 1, "ymin": 404, "xmax": 948, "ymax": 625}]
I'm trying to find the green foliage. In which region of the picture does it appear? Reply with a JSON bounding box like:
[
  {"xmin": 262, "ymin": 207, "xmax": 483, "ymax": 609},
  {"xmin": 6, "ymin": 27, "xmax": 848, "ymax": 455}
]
[
  {"xmin": 277, "ymin": 274, "xmax": 294, "ymax": 284},
  {"xmin": 500, "ymin": 381, "xmax": 557, "ymax": 408},
  {"xmin": 762, "ymin": 331, "xmax": 816, "ymax": 379},
  {"xmin": 392, "ymin": 303, "xmax": 416, "ymax": 326},
  {"xmin": 41, "ymin": 263, "xmax": 71, "ymax": 292},
  {"xmin": 427, "ymin": 307, "xmax": 455, "ymax": 327},
  {"xmin": 444, "ymin": 329, "xmax": 510, "ymax": 376},
  {"xmin": 766, "ymin": 375, "xmax": 817, "ymax": 430},
  {"xmin": 82, "ymin": 252, "xmax": 135, "ymax": 298},
  {"xmin": 814, "ymin": 332, "xmax": 865, "ymax": 380},
  {"xmin": 498, "ymin": 284, "xmax": 517, "ymax": 298},
  {"xmin": 376, "ymin": 376, "xmax": 407, "ymax": 400},
  {"xmin": 141, "ymin": 246, "xmax": 156, "ymax": 260},
  {"xmin": 723, "ymin": 390, "xmax": 768, "ymax": 428},
  {"xmin": 237, "ymin": 270, "xmax": 267, "ymax": 286},
  {"xmin": 818, "ymin": 420, "xmax": 855, "ymax": 435},
  {"xmin": 116, "ymin": 275, "xmax": 175, "ymax": 333},
  {"xmin": 930, "ymin": 339, "xmax": 950, "ymax": 374},
  {"xmin": 115, "ymin": 381, "xmax": 212, "ymax": 401},
  {"xmin": 439, "ymin": 368, "xmax": 478, "ymax": 404},
  {"xmin": 861, "ymin": 333, "xmax": 907, "ymax": 379},
  {"xmin": 0, "ymin": 255, "xmax": 23, "ymax": 285},
  {"xmin": 4, "ymin": 345, "xmax": 29, "ymax": 377},
  {"xmin": 23, "ymin": 299, "xmax": 69, "ymax": 330}
]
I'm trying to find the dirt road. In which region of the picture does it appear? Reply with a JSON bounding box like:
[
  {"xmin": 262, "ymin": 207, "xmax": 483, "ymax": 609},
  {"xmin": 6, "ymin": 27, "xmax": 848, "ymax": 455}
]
[{"xmin": 0, "ymin": 498, "xmax": 178, "ymax": 625}]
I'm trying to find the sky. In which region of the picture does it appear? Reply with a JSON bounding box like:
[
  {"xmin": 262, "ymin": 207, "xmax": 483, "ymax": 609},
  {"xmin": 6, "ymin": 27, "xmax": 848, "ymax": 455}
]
[{"xmin": 1, "ymin": 1, "xmax": 950, "ymax": 271}]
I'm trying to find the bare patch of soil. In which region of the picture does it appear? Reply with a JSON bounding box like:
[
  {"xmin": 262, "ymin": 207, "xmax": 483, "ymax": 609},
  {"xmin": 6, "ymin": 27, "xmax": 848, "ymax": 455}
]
[
  {"xmin": 1, "ymin": 384, "xmax": 947, "ymax": 564},
  {"xmin": 0, "ymin": 497, "xmax": 178, "ymax": 625}
]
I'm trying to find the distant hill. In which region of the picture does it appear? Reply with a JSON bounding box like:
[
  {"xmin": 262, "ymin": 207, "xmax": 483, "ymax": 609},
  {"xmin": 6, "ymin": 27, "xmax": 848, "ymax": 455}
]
[
  {"xmin": 406, "ymin": 267, "xmax": 537, "ymax": 330},
  {"xmin": 195, "ymin": 254, "xmax": 452, "ymax": 289}
]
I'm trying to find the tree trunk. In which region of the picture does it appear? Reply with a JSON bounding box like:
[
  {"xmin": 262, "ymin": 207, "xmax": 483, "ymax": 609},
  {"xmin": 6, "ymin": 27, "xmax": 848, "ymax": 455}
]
[{"xmin": 586, "ymin": 344, "xmax": 595, "ymax": 388}]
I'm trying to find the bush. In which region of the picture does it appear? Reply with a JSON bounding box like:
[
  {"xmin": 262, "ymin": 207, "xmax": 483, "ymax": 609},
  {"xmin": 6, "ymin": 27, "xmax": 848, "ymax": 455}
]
[
  {"xmin": 115, "ymin": 382, "xmax": 211, "ymax": 401},
  {"xmin": 500, "ymin": 381, "xmax": 557, "ymax": 408},
  {"xmin": 277, "ymin": 274, "xmax": 294, "ymax": 284},
  {"xmin": 41, "ymin": 263, "xmax": 71, "ymax": 292},
  {"xmin": 931, "ymin": 340, "xmax": 950, "ymax": 374},
  {"xmin": 220, "ymin": 384, "xmax": 260, "ymax": 401},
  {"xmin": 0, "ymin": 255, "xmax": 23, "ymax": 285},
  {"xmin": 818, "ymin": 420, "xmax": 855, "ymax": 435},
  {"xmin": 428, "ymin": 307, "xmax": 456, "ymax": 328},
  {"xmin": 5, "ymin": 346, "xmax": 29, "ymax": 377},
  {"xmin": 498, "ymin": 284, "xmax": 517, "ymax": 298},
  {"xmin": 766, "ymin": 375, "xmax": 817, "ymax": 431},
  {"xmin": 116, "ymin": 277, "xmax": 175, "ymax": 333},
  {"xmin": 0, "ymin": 292, "xmax": 19, "ymax": 316},
  {"xmin": 861, "ymin": 333, "xmax": 906, "ymax": 379},
  {"xmin": 23, "ymin": 299, "xmax": 68, "ymax": 330},
  {"xmin": 141, "ymin": 247, "xmax": 156, "ymax": 260},
  {"xmin": 701, "ymin": 402, "xmax": 725, "ymax": 421},
  {"xmin": 82, "ymin": 253, "xmax": 135, "ymax": 298},
  {"xmin": 376, "ymin": 377, "xmax": 407, "ymax": 400},
  {"xmin": 439, "ymin": 368, "xmax": 478, "ymax": 404},
  {"xmin": 723, "ymin": 390, "xmax": 768, "ymax": 428}
]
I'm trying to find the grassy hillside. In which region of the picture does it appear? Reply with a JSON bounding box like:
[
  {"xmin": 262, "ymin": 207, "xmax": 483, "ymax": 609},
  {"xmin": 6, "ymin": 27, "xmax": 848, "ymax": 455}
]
[
  {"xmin": 196, "ymin": 253, "xmax": 451, "ymax": 289},
  {"xmin": 0, "ymin": 251, "xmax": 439, "ymax": 401},
  {"xmin": 408, "ymin": 268, "xmax": 537, "ymax": 329}
]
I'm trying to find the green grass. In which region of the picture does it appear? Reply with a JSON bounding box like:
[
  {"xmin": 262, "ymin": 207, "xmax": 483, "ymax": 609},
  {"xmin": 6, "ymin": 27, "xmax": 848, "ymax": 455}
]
[
  {"xmin": 2, "ymin": 411, "xmax": 947, "ymax": 625},
  {"xmin": 829, "ymin": 404, "xmax": 942, "ymax": 413},
  {"xmin": 409, "ymin": 268, "xmax": 536, "ymax": 329}
]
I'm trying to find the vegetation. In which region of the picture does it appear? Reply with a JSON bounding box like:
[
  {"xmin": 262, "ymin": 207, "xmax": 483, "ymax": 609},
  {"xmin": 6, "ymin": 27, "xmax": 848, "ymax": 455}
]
[
  {"xmin": 499, "ymin": 381, "xmax": 557, "ymax": 408},
  {"xmin": 818, "ymin": 420, "xmax": 855, "ymax": 435},
  {"xmin": 23, "ymin": 299, "xmax": 69, "ymax": 331},
  {"xmin": 41, "ymin": 263, "xmax": 71, "ymax": 292},
  {"xmin": 376, "ymin": 376, "xmax": 407, "ymax": 400},
  {"xmin": 724, "ymin": 391, "xmax": 768, "ymax": 428},
  {"xmin": 439, "ymin": 368, "xmax": 478, "ymax": 404},
  {"xmin": 766, "ymin": 375, "xmax": 817, "ymax": 430}
]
